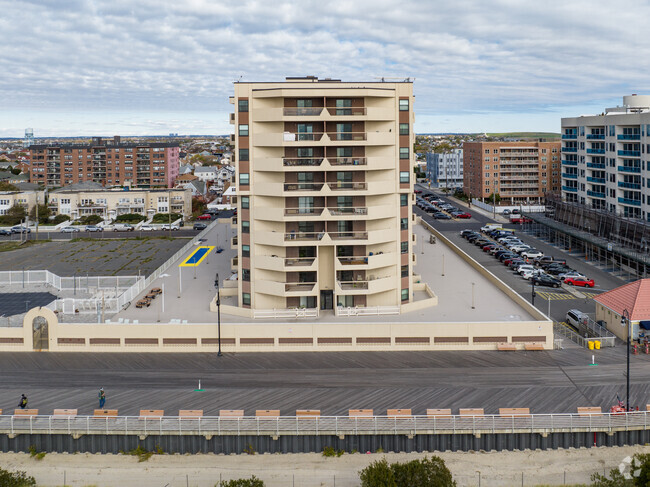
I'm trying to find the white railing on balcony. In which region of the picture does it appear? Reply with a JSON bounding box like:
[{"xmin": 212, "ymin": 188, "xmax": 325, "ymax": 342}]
[
  {"xmin": 328, "ymin": 207, "xmax": 367, "ymax": 216},
  {"xmin": 328, "ymin": 157, "xmax": 367, "ymax": 166},
  {"xmin": 284, "ymin": 231, "xmax": 326, "ymax": 241},
  {"xmin": 253, "ymin": 307, "xmax": 319, "ymax": 319},
  {"xmin": 282, "ymin": 132, "xmax": 324, "ymax": 142},
  {"xmin": 284, "ymin": 207, "xmax": 325, "ymax": 216},
  {"xmin": 336, "ymin": 305, "xmax": 400, "ymax": 316},
  {"xmin": 338, "ymin": 280, "xmax": 368, "ymax": 290},
  {"xmin": 282, "ymin": 107, "xmax": 324, "ymax": 117},
  {"xmin": 283, "ymin": 157, "xmax": 324, "ymax": 167}
]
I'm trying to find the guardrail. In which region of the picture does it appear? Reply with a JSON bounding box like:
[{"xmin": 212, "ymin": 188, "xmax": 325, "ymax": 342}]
[{"xmin": 1, "ymin": 412, "xmax": 648, "ymax": 437}]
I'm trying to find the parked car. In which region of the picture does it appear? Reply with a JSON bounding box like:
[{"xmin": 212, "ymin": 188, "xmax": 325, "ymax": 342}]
[
  {"xmin": 432, "ymin": 213, "xmax": 451, "ymax": 220},
  {"xmin": 532, "ymin": 274, "xmax": 562, "ymax": 288},
  {"xmin": 455, "ymin": 212, "xmax": 472, "ymax": 219},
  {"xmin": 84, "ymin": 225, "xmax": 103, "ymax": 232},
  {"xmin": 498, "ymin": 252, "xmax": 518, "ymax": 262},
  {"xmin": 140, "ymin": 224, "xmax": 154, "ymax": 231},
  {"xmin": 557, "ymin": 271, "xmax": 587, "ymax": 280},
  {"xmin": 61, "ymin": 226, "xmax": 80, "ymax": 233},
  {"xmin": 489, "ymin": 246, "xmax": 505, "ymax": 255},
  {"xmin": 193, "ymin": 222, "xmax": 208, "ymax": 231},
  {"xmin": 113, "ymin": 223, "xmax": 134, "ymax": 232},
  {"xmin": 482, "ymin": 244, "xmax": 498, "ymax": 252},
  {"xmin": 460, "ymin": 229, "xmax": 475, "ymax": 237},
  {"xmin": 0, "ymin": 229, "xmax": 12, "ymax": 236},
  {"xmin": 546, "ymin": 266, "xmax": 574, "ymax": 276},
  {"xmin": 503, "ymin": 256, "xmax": 522, "ymax": 266},
  {"xmin": 564, "ymin": 277, "xmax": 595, "ymax": 288},
  {"xmin": 517, "ymin": 264, "xmax": 536, "ymax": 275},
  {"xmin": 11, "ymin": 225, "xmax": 30, "ymax": 234},
  {"xmin": 414, "ymin": 189, "xmax": 422, "ymax": 194},
  {"xmin": 197, "ymin": 214, "xmax": 212, "ymax": 220},
  {"xmin": 161, "ymin": 223, "xmax": 180, "ymax": 231},
  {"xmin": 566, "ymin": 309, "xmax": 589, "ymax": 330},
  {"xmin": 509, "ymin": 244, "xmax": 532, "ymax": 253},
  {"xmin": 521, "ymin": 249, "xmax": 543, "ymax": 259},
  {"xmin": 507, "ymin": 258, "xmax": 526, "ymax": 269},
  {"xmin": 502, "ymin": 209, "xmax": 511, "ymax": 216}
]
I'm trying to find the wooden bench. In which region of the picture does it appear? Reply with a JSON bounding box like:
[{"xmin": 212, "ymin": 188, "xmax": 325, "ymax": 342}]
[
  {"xmin": 179, "ymin": 410, "xmax": 203, "ymax": 418},
  {"xmin": 13, "ymin": 409, "xmax": 38, "ymax": 417},
  {"xmin": 255, "ymin": 410, "xmax": 280, "ymax": 417},
  {"xmin": 139, "ymin": 409, "xmax": 164, "ymax": 418},
  {"xmin": 219, "ymin": 409, "xmax": 244, "ymax": 417},
  {"xmin": 349, "ymin": 409, "xmax": 373, "ymax": 417},
  {"xmin": 426, "ymin": 408, "xmax": 452, "ymax": 418},
  {"xmin": 296, "ymin": 409, "xmax": 320, "ymax": 418},
  {"xmin": 499, "ymin": 408, "xmax": 531, "ymax": 417},
  {"xmin": 524, "ymin": 342, "xmax": 545, "ymax": 351},
  {"xmin": 577, "ymin": 407, "xmax": 602, "ymax": 416},
  {"xmin": 459, "ymin": 408, "xmax": 484, "ymax": 417},
  {"xmin": 94, "ymin": 409, "xmax": 118, "ymax": 417},
  {"xmin": 497, "ymin": 342, "xmax": 517, "ymax": 351},
  {"xmin": 53, "ymin": 409, "xmax": 78, "ymax": 418},
  {"xmin": 387, "ymin": 409, "xmax": 412, "ymax": 417}
]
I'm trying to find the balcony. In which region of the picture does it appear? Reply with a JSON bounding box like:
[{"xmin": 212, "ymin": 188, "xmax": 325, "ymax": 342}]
[
  {"xmin": 256, "ymin": 279, "xmax": 317, "ymax": 297},
  {"xmin": 337, "ymin": 256, "xmax": 368, "ymax": 266},
  {"xmin": 618, "ymin": 165, "xmax": 641, "ymax": 173},
  {"xmin": 328, "ymin": 157, "xmax": 367, "ymax": 166},
  {"xmin": 327, "ymin": 182, "xmax": 367, "ymax": 191},
  {"xmin": 561, "ymin": 160, "xmax": 578, "ymax": 166},
  {"xmin": 586, "ymin": 134, "xmax": 605, "ymax": 140},
  {"xmin": 562, "ymin": 147, "xmax": 577, "ymax": 152},
  {"xmin": 325, "ymin": 107, "xmax": 367, "ymax": 117},
  {"xmin": 587, "ymin": 162, "xmax": 606, "ymax": 169},
  {"xmin": 562, "ymin": 173, "xmax": 578, "ymax": 179},
  {"xmin": 561, "ymin": 134, "xmax": 577, "ymax": 140},
  {"xmin": 587, "ymin": 190, "xmax": 605, "ymax": 198},
  {"xmin": 285, "ymin": 282, "xmax": 317, "ymax": 293},
  {"xmin": 328, "ymin": 132, "xmax": 367, "ymax": 141},
  {"xmin": 329, "ymin": 231, "xmax": 368, "ymax": 241},
  {"xmin": 562, "ymin": 185, "xmax": 578, "ymax": 193},
  {"xmin": 283, "ymin": 157, "xmax": 323, "ymax": 167},
  {"xmin": 283, "ymin": 107, "xmax": 324, "ymax": 117},
  {"xmin": 255, "ymin": 255, "xmax": 317, "ymax": 272},
  {"xmin": 284, "ymin": 231, "xmax": 326, "ymax": 242},
  {"xmin": 283, "ymin": 183, "xmax": 324, "ymax": 192},
  {"xmin": 618, "ymin": 134, "xmax": 640, "ymax": 140},
  {"xmin": 586, "ymin": 177, "xmax": 606, "ymax": 183},
  {"xmin": 618, "ymin": 150, "xmax": 640, "ymax": 157},
  {"xmin": 618, "ymin": 197, "xmax": 641, "ymax": 206},
  {"xmin": 284, "ymin": 207, "xmax": 325, "ymax": 216},
  {"xmin": 586, "ymin": 148, "xmax": 605, "ymax": 154},
  {"xmin": 618, "ymin": 182, "xmax": 641, "ymax": 190},
  {"xmin": 327, "ymin": 206, "xmax": 368, "ymax": 216},
  {"xmin": 337, "ymin": 280, "xmax": 369, "ymax": 290}
]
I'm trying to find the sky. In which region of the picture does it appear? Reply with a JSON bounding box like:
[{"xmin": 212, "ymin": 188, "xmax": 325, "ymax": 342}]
[{"xmin": 1, "ymin": 0, "xmax": 650, "ymax": 137}]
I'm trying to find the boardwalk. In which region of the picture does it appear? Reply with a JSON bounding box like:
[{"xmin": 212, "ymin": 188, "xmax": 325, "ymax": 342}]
[{"xmin": 1, "ymin": 348, "xmax": 648, "ymax": 417}]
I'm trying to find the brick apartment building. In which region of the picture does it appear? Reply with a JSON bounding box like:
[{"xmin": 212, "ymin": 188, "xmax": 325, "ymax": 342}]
[
  {"xmin": 29, "ymin": 136, "xmax": 180, "ymax": 188},
  {"xmin": 463, "ymin": 141, "xmax": 561, "ymax": 205}
]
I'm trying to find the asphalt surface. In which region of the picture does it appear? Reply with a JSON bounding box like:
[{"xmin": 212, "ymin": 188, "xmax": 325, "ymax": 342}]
[{"xmin": 414, "ymin": 185, "xmax": 627, "ymax": 325}]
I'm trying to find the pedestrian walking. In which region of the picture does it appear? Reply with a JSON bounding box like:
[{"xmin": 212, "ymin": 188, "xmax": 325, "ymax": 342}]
[
  {"xmin": 98, "ymin": 388, "xmax": 106, "ymax": 409},
  {"xmin": 18, "ymin": 394, "xmax": 27, "ymax": 409}
]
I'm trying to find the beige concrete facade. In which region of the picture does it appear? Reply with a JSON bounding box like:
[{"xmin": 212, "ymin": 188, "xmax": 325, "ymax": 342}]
[
  {"xmin": 0, "ymin": 190, "xmax": 40, "ymax": 216},
  {"xmin": 231, "ymin": 78, "xmax": 416, "ymax": 314},
  {"xmin": 48, "ymin": 187, "xmax": 192, "ymax": 221}
]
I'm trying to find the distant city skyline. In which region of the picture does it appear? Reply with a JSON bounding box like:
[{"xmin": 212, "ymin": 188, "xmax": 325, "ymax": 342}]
[{"xmin": 1, "ymin": 0, "xmax": 649, "ymax": 137}]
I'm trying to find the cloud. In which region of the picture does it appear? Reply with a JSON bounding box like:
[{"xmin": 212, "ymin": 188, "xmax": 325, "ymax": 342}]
[{"xmin": 1, "ymin": 0, "xmax": 649, "ymax": 135}]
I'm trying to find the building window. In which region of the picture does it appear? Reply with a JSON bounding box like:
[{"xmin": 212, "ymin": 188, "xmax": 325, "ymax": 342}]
[
  {"xmin": 400, "ymin": 194, "xmax": 408, "ymax": 206},
  {"xmin": 399, "ymin": 99, "xmax": 409, "ymax": 111},
  {"xmin": 242, "ymin": 293, "xmax": 251, "ymax": 306},
  {"xmin": 238, "ymin": 149, "xmax": 249, "ymax": 161},
  {"xmin": 401, "ymin": 289, "xmax": 409, "ymax": 301},
  {"xmin": 400, "ymin": 241, "xmax": 408, "ymax": 254},
  {"xmin": 241, "ymin": 196, "xmax": 249, "ymax": 209},
  {"xmin": 238, "ymin": 99, "xmax": 248, "ymax": 112},
  {"xmin": 400, "ymin": 218, "xmax": 408, "ymax": 230},
  {"xmin": 399, "ymin": 171, "xmax": 409, "ymax": 183},
  {"xmin": 238, "ymin": 124, "xmax": 249, "ymax": 136},
  {"xmin": 399, "ymin": 147, "xmax": 409, "ymax": 159},
  {"xmin": 401, "ymin": 265, "xmax": 408, "ymax": 278},
  {"xmin": 242, "ymin": 244, "xmax": 250, "ymax": 257},
  {"xmin": 399, "ymin": 123, "xmax": 409, "ymax": 135},
  {"xmin": 242, "ymin": 269, "xmax": 250, "ymax": 281},
  {"xmin": 239, "ymin": 173, "xmax": 249, "ymax": 185},
  {"xmin": 242, "ymin": 221, "xmax": 250, "ymax": 233}
]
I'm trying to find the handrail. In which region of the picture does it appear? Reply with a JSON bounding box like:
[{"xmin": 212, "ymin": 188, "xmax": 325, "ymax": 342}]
[{"xmin": 1, "ymin": 412, "xmax": 649, "ymax": 437}]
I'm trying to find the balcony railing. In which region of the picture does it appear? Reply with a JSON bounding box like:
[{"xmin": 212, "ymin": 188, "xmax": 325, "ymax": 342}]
[
  {"xmin": 587, "ymin": 190, "xmax": 605, "ymax": 198},
  {"xmin": 325, "ymin": 107, "xmax": 367, "ymax": 116},
  {"xmin": 327, "ymin": 182, "xmax": 367, "ymax": 191},
  {"xmin": 562, "ymin": 185, "xmax": 578, "ymax": 192},
  {"xmin": 618, "ymin": 182, "xmax": 641, "ymax": 190},
  {"xmin": 618, "ymin": 134, "xmax": 640, "ymax": 140},
  {"xmin": 618, "ymin": 197, "xmax": 641, "ymax": 206},
  {"xmin": 328, "ymin": 132, "xmax": 367, "ymax": 141},
  {"xmin": 562, "ymin": 147, "xmax": 577, "ymax": 152},
  {"xmin": 586, "ymin": 177, "xmax": 606, "ymax": 183},
  {"xmin": 586, "ymin": 134, "xmax": 605, "ymax": 140},
  {"xmin": 561, "ymin": 134, "xmax": 577, "ymax": 139},
  {"xmin": 283, "ymin": 158, "xmax": 323, "ymax": 167},
  {"xmin": 329, "ymin": 231, "xmax": 368, "ymax": 240},
  {"xmin": 283, "ymin": 133, "xmax": 324, "ymax": 142},
  {"xmin": 284, "ymin": 207, "xmax": 324, "ymax": 216},
  {"xmin": 618, "ymin": 150, "xmax": 640, "ymax": 157},
  {"xmin": 587, "ymin": 163, "xmax": 606, "ymax": 169},
  {"xmin": 618, "ymin": 165, "xmax": 641, "ymax": 173},
  {"xmin": 285, "ymin": 282, "xmax": 317, "ymax": 292},
  {"xmin": 328, "ymin": 157, "xmax": 367, "ymax": 166},
  {"xmin": 284, "ymin": 257, "xmax": 316, "ymax": 267},
  {"xmin": 283, "ymin": 183, "xmax": 324, "ymax": 191},
  {"xmin": 283, "ymin": 107, "xmax": 324, "ymax": 116},
  {"xmin": 284, "ymin": 232, "xmax": 326, "ymax": 241},
  {"xmin": 586, "ymin": 148, "xmax": 605, "ymax": 154},
  {"xmin": 338, "ymin": 280, "xmax": 369, "ymax": 290},
  {"xmin": 562, "ymin": 173, "xmax": 578, "ymax": 179},
  {"xmin": 337, "ymin": 256, "xmax": 368, "ymax": 265},
  {"xmin": 328, "ymin": 207, "xmax": 368, "ymax": 216}
]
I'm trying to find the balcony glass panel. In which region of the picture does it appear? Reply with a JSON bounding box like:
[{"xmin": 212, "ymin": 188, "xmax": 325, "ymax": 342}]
[{"xmin": 618, "ymin": 197, "xmax": 641, "ymax": 206}]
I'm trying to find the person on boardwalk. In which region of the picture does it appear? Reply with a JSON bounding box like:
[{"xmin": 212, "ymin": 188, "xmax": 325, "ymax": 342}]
[
  {"xmin": 98, "ymin": 388, "xmax": 106, "ymax": 409},
  {"xmin": 18, "ymin": 394, "xmax": 27, "ymax": 409}
]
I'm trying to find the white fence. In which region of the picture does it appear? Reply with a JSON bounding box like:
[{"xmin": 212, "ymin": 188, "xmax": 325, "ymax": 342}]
[
  {"xmin": 253, "ymin": 308, "xmax": 319, "ymax": 319},
  {"xmin": 1, "ymin": 411, "xmax": 649, "ymax": 437},
  {"xmin": 0, "ymin": 270, "xmax": 139, "ymax": 293},
  {"xmin": 336, "ymin": 306, "xmax": 400, "ymax": 316},
  {"xmin": 471, "ymin": 199, "xmax": 545, "ymax": 215}
]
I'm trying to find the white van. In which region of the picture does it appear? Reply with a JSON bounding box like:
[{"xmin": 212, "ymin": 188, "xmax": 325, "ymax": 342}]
[
  {"xmin": 481, "ymin": 223, "xmax": 502, "ymax": 233},
  {"xmin": 566, "ymin": 309, "xmax": 589, "ymax": 330}
]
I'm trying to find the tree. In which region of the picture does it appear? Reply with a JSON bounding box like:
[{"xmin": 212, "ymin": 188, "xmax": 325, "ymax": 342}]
[
  {"xmin": 591, "ymin": 453, "xmax": 650, "ymax": 486},
  {"xmin": 0, "ymin": 182, "xmax": 18, "ymax": 191},
  {"xmin": 29, "ymin": 204, "xmax": 50, "ymax": 225},
  {"xmin": 10, "ymin": 168, "xmax": 21, "ymax": 175},
  {"xmin": 0, "ymin": 466, "xmax": 36, "ymax": 487},
  {"xmin": 360, "ymin": 459, "xmax": 397, "ymax": 487},
  {"xmin": 218, "ymin": 476, "xmax": 265, "ymax": 487},
  {"xmin": 360, "ymin": 457, "xmax": 456, "ymax": 487},
  {"xmin": 0, "ymin": 204, "xmax": 26, "ymax": 226},
  {"xmin": 486, "ymin": 192, "xmax": 501, "ymax": 205}
]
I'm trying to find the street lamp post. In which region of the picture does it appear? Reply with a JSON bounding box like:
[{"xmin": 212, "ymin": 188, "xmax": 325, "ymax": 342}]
[
  {"xmin": 621, "ymin": 308, "xmax": 631, "ymax": 411},
  {"xmin": 531, "ymin": 278, "xmax": 536, "ymax": 307},
  {"xmin": 215, "ymin": 272, "xmax": 222, "ymax": 357}
]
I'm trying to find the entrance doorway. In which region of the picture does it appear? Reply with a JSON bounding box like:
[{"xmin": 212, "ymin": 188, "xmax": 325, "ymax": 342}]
[
  {"xmin": 320, "ymin": 290, "xmax": 333, "ymax": 310},
  {"xmin": 32, "ymin": 316, "xmax": 49, "ymax": 350}
]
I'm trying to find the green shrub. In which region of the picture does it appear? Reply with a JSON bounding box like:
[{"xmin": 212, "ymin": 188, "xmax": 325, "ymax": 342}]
[
  {"xmin": 151, "ymin": 213, "xmax": 182, "ymax": 224},
  {"xmin": 359, "ymin": 456, "xmax": 456, "ymax": 487},
  {"xmin": 76, "ymin": 214, "xmax": 103, "ymax": 225},
  {"xmin": 0, "ymin": 466, "xmax": 36, "ymax": 486},
  {"xmin": 360, "ymin": 459, "xmax": 396, "ymax": 487},
  {"xmin": 322, "ymin": 446, "xmax": 344, "ymax": 457},
  {"xmin": 114, "ymin": 213, "xmax": 146, "ymax": 223},
  {"xmin": 218, "ymin": 476, "xmax": 265, "ymax": 487},
  {"xmin": 52, "ymin": 214, "xmax": 70, "ymax": 224}
]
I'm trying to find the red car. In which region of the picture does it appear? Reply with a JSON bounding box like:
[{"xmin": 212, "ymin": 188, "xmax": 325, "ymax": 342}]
[
  {"xmin": 414, "ymin": 189, "xmax": 422, "ymax": 194},
  {"xmin": 197, "ymin": 214, "xmax": 212, "ymax": 220},
  {"xmin": 455, "ymin": 212, "xmax": 472, "ymax": 219},
  {"xmin": 564, "ymin": 277, "xmax": 595, "ymax": 288}
]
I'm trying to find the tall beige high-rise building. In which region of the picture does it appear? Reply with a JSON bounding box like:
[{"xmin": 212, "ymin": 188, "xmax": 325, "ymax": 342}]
[{"xmin": 230, "ymin": 76, "xmax": 415, "ymax": 315}]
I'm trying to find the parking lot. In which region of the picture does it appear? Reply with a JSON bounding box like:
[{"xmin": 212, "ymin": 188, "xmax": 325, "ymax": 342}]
[{"xmin": 414, "ymin": 185, "xmax": 627, "ymax": 326}]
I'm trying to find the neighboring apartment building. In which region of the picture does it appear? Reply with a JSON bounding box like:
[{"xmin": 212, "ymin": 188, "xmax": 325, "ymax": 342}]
[
  {"xmin": 29, "ymin": 136, "xmax": 180, "ymax": 189},
  {"xmin": 0, "ymin": 190, "xmax": 39, "ymax": 216},
  {"xmin": 561, "ymin": 94, "xmax": 650, "ymax": 220},
  {"xmin": 48, "ymin": 185, "xmax": 192, "ymax": 221},
  {"xmin": 425, "ymin": 149, "xmax": 463, "ymax": 189},
  {"xmin": 463, "ymin": 141, "xmax": 561, "ymax": 205},
  {"xmin": 231, "ymin": 76, "xmax": 415, "ymax": 314}
]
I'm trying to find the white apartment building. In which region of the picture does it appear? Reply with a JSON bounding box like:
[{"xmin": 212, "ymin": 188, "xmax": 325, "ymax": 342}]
[
  {"xmin": 561, "ymin": 95, "xmax": 650, "ymax": 220},
  {"xmin": 194, "ymin": 166, "xmax": 218, "ymax": 182},
  {"xmin": 425, "ymin": 149, "xmax": 463, "ymax": 189},
  {"xmin": 231, "ymin": 77, "xmax": 415, "ymax": 314},
  {"xmin": 0, "ymin": 191, "xmax": 39, "ymax": 216}
]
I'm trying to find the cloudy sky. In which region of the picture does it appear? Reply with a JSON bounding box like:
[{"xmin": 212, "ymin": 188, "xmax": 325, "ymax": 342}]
[{"xmin": 1, "ymin": 0, "xmax": 649, "ymax": 137}]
